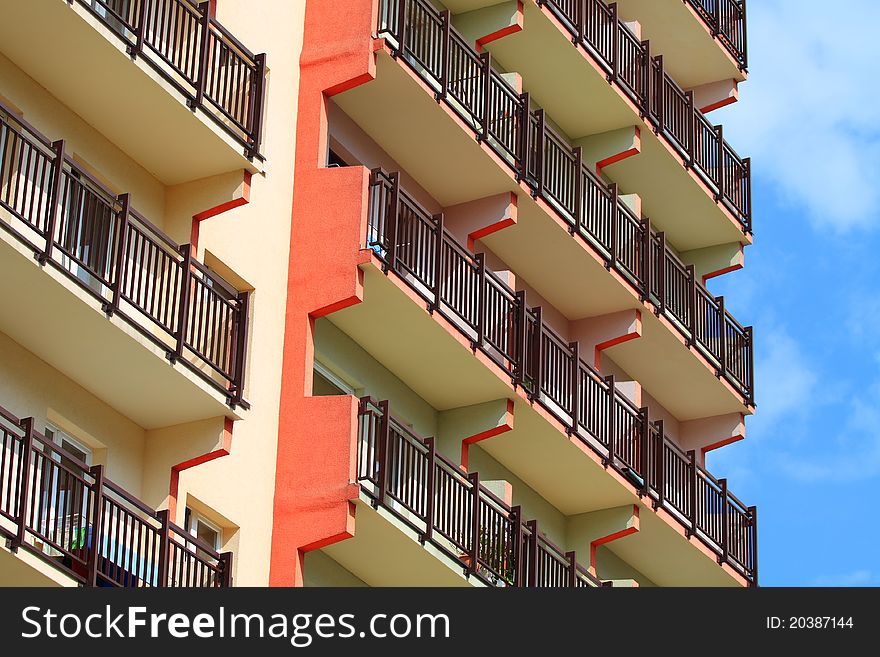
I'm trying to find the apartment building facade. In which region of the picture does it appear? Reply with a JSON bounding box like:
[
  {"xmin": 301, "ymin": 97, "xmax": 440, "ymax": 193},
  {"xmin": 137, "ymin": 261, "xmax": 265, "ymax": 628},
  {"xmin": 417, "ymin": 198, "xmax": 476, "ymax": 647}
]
[{"xmin": 0, "ymin": 0, "xmax": 756, "ymax": 589}]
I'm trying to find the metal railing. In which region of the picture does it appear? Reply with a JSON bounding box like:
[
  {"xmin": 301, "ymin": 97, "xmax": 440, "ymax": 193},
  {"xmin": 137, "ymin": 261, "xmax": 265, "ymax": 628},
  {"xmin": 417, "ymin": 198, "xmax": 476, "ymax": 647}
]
[
  {"xmin": 71, "ymin": 0, "xmax": 266, "ymax": 158},
  {"xmin": 367, "ymin": 170, "xmax": 758, "ymax": 584},
  {"xmin": 685, "ymin": 0, "xmax": 748, "ymax": 68},
  {"xmin": 377, "ymin": 0, "xmax": 751, "ymax": 231},
  {"xmin": 358, "ymin": 398, "xmax": 608, "ymax": 587},
  {"xmin": 0, "ymin": 404, "xmax": 232, "ymax": 587},
  {"xmin": 371, "ymin": 167, "xmax": 753, "ymax": 405},
  {"xmin": 0, "ymin": 102, "xmax": 250, "ymax": 407}
]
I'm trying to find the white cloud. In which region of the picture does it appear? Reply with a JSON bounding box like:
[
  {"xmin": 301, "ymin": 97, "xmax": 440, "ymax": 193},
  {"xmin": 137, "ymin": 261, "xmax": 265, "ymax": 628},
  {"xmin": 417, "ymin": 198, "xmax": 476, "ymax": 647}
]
[
  {"xmin": 778, "ymin": 374, "xmax": 880, "ymax": 482},
  {"xmin": 752, "ymin": 326, "xmax": 817, "ymax": 431},
  {"xmin": 714, "ymin": 0, "xmax": 880, "ymax": 231},
  {"xmin": 812, "ymin": 570, "xmax": 875, "ymax": 587}
]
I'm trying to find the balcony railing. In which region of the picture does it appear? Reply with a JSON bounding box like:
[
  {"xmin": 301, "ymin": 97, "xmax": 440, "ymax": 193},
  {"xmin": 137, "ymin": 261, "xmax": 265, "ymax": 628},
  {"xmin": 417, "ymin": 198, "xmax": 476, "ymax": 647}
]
[
  {"xmin": 367, "ymin": 170, "xmax": 758, "ymax": 583},
  {"xmin": 372, "ymin": 167, "xmax": 753, "ymax": 403},
  {"xmin": 0, "ymin": 404, "xmax": 232, "ymax": 587},
  {"xmin": 0, "ymin": 102, "xmax": 250, "ymax": 407},
  {"xmin": 71, "ymin": 0, "xmax": 266, "ymax": 158},
  {"xmin": 359, "ymin": 398, "xmax": 608, "ymax": 587},
  {"xmin": 685, "ymin": 0, "xmax": 748, "ymax": 68},
  {"xmin": 377, "ymin": 0, "xmax": 751, "ymax": 231}
]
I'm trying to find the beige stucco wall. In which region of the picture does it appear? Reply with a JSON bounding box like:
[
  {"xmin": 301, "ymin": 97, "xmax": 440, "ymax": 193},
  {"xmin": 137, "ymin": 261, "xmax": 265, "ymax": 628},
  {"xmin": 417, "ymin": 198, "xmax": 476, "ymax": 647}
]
[{"xmin": 0, "ymin": 0, "xmax": 306, "ymax": 586}]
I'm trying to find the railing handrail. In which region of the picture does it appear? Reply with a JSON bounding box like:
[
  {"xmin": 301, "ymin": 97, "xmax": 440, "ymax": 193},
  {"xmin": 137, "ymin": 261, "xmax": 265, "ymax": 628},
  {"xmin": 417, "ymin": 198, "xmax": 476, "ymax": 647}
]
[
  {"xmin": 0, "ymin": 403, "xmax": 231, "ymax": 587},
  {"xmin": 366, "ymin": 168, "xmax": 757, "ymax": 583},
  {"xmin": 0, "ymin": 98, "xmax": 250, "ymax": 406},
  {"xmin": 358, "ymin": 397, "xmax": 606, "ymax": 587}
]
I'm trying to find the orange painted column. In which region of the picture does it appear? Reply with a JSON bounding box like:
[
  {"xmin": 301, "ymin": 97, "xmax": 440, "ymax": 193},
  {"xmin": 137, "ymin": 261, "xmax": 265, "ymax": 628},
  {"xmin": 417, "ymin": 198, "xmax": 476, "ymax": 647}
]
[{"xmin": 269, "ymin": 0, "xmax": 379, "ymax": 587}]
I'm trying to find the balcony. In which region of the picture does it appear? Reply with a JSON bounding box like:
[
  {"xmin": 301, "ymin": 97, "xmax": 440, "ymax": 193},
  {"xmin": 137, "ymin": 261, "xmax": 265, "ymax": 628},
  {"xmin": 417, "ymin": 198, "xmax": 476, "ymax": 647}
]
[
  {"xmin": 0, "ymin": 403, "xmax": 231, "ymax": 587},
  {"xmin": 685, "ymin": 0, "xmax": 748, "ymax": 69},
  {"xmin": 372, "ymin": 168, "xmax": 752, "ymax": 407},
  {"xmin": 0, "ymin": 0, "xmax": 266, "ymax": 184},
  {"xmin": 0, "ymin": 105, "xmax": 250, "ymax": 428},
  {"xmin": 327, "ymin": 169, "xmax": 756, "ymax": 583},
  {"xmin": 325, "ymin": 397, "xmax": 608, "ymax": 587},
  {"xmin": 374, "ymin": 0, "xmax": 751, "ymax": 241},
  {"xmin": 603, "ymin": 0, "xmax": 747, "ymax": 84}
]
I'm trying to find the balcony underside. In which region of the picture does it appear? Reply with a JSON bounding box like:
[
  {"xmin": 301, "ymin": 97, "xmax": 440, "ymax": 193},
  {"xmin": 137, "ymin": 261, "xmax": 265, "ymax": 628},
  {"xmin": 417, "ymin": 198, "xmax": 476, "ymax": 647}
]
[
  {"xmin": 0, "ymin": 0, "xmax": 255, "ymax": 185},
  {"xmin": 0, "ymin": 224, "xmax": 238, "ymax": 430},
  {"xmin": 328, "ymin": 259, "xmax": 746, "ymax": 585},
  {"xmin": 322, "ymin": 497, "xmax": 477, "ymax": 587},
  {"xmin": 605, "ymin": 0, "xmax": 745, "ymax": 87},
  {"xmin": 334, "ymin": 50, "xmax": 516, "ymax": 209},
  {"xmin": 474, "ymin": 2, "xmax": 746, "ymax": 247},
  {"xmin": 600, "ymin": 133, "xmax": 745, "ymax": 251},
  {"xmin": 478, "ymin": 411, "xmax": 741, "ymax": 587},
  {"xmin": 0, "ymin": 542, "xmax": 74, "ymax": 587},
  {"xmin": 479, "ymin": 202, "xmax": 749, "ymax": 418}
]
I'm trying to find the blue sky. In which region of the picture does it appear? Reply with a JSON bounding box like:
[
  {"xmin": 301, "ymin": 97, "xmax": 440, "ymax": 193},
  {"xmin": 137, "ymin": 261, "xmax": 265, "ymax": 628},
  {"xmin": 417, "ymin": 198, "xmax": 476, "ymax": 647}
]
[{"xmin": 705, "ymin": 0, "xmax": 879, "ymax": 586}]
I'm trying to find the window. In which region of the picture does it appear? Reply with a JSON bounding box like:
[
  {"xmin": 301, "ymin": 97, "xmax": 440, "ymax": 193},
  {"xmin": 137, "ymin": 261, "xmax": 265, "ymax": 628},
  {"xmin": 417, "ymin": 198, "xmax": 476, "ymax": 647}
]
[
  {"xmin": 40, "ymin": 427, "xmax": 94, "ymax": 554},
  {"xmin": 328, "ymin": 149, "xmax": 349, "ymax": 168},
  {"xmin": 185, "ymin": 507, "xmax": 222, "ymax": 558},
  {"xmin": 312, "ymin": 360, "xmax": 355, "ymax": 397}
]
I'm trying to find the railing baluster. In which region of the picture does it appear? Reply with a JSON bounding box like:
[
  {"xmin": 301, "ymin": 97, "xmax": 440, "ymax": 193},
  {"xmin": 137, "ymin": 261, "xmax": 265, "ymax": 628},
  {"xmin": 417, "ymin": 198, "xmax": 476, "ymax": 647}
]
[
  {"xmin": 687, "ymin": 449, "xmax": 698, "ymax": 537},
  {"xmin": 717, "ymin": 295, "xmax": 727, "ymax": 378},
  {"xmin": 36, "ymin": 140, "xmax": 65, "ymax": 266},
  {"xmin": 534, "ymin": 109, "xmax": 546, "ymax": 197},
  {"xmin": 10, "ymin": 417, "xmax": 35, "ymax": 552},
  {"xmin": 387, "ymin": 172, "xmax": 401, "ymax": 273},
  {"xmin": 480, "ymin": 52, "xmax": 492, "ymax": 142},
  {"xmin": 230, "ymin": 290, "xmax": 250, "ymax": 407},
  {"xmin": 639, "ymin": 406, "xmax": 649, "ymax": 496},
  {"xmin": 640, "ymin": 217, "xmax": 651, "ymax": 301},
  {"xmin": 85, "ymin": 464, "xmax": 106, "ymax": 586},
  {"xmin": 573, "ymin": 146, "xmax": 583, "ymax": 233},
  {"xmin": 156, "ymin": 508, "xmax": 171, "ymax": 587},
  {"xmin": 171, "ymin": 244, "xmax": 194, "ymax": 364},
  {"xmin": 518, "ymin": 92, "xmax": 531, "ymax": 182},
  {"xmin": 526, "ymin": 519, "xmax": 538, "ymax": 587},
  {"xmin": 103, "ymin": 192, "xmax": 131, "ymax": 316},
  {"xmin": 686, "ymin": 264, "xmax": 697, "ymax": 346},
  {"xmin": 748, "ymin": 504, "xmax": 758, "ymax": 586},
  {"xmin": 719, "ymin": 477, "xmax": 729, "ymax": 564},
  {"xmin": 423, "ymin": 436, "xmax": 436, "ymax": 543},
  {"xmin": 608, "ymin": 183, "xmax": 619, "ymax": 269},
  {"xmin": 566, "ymin": 550, "xmax": 577, "ymax": 587},
  {"xmin": 685, "ymin": 90, "xmax": 696, "ymax": 167},
  {"xmin": 715, "ymin": 124, "xmax": 725, "ymax": 200},
  {"xmin": 514, "ymin": 290, "xmax": 527, "ymax": 386},
  {"xmin": 654, "ymin": 419, "xmax": 665, "ymax": 509},
  {"xmin": 512, "ymin": 505, "xmax": 524, "ymax": 587},
  {"xmin": 219, "ymin": 551, "xmax": 233, "ymax": 587},
  {"xmin": 376, "ymin": 400, "xmax": 391, "ymax": 506},
  {"xmin": 468, "ymin": 471, "xmax": 480, "ymax": 575},
  {"xmin": 431, "ymin": 213, "xmax": 444, "ymax": 312},
  {"xmin": 439, "ymin": 10, "xmax": 450, "ymax": 101},
  {"xmin": 609, "ymin": 3, "xmax": 619, "ymax": 83},
  {"xmin": 531, "ymin": 307, "xmax": 544, "ymax": 400},
  {"xmin": 569, "ymin": 341, "xmax": 580, "ymax": 434},
  {"xmin": 248, "ymin": 53, "xmax": 267, "ymax": 159},
  {"xmin": 474, "ymin": 252, "xmax": 486, "ymax": 349},
  {"xmin": 130, "ymin": 0, "xmax": 149, "ymax": 58},
  {"xmin": 189, "ymin": 2, "xmax": 211, "ymax": 113},
  {"xmin": 604, "ymin": 375, "xmax": 615, "ymax": 467}
]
